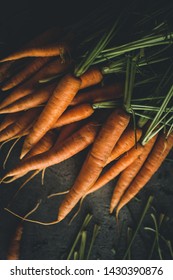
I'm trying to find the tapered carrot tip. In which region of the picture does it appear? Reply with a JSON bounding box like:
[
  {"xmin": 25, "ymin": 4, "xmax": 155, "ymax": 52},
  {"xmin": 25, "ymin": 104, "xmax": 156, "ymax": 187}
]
[
  {"xmin": 57, "ymin": 214, "xmax": 64, "ymax": 222},
  {"xmin": 20, "ymin": 146, "xmax": 31, "ymax": 159},
  {"xmin": 110, "ymin": 205, "xmax": 115, "ymax": 214}
]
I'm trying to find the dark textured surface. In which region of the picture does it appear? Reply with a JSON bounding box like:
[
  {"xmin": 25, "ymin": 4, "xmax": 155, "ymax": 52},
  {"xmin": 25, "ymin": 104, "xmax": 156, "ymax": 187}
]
[{"xmin": 0, "ymin": 0, "xmax": 173, "ymax": 260}]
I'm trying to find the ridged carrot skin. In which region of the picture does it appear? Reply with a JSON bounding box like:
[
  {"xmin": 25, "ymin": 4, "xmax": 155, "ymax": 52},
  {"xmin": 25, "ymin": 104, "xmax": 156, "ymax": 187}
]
[
  {"xmin": 79, "ymin": 67, "xmax": 103, "ymax": 89},
  {"xmin": 24, "ymin": 130, "xmax": 57, "ymax": 159},
  {"xmin": 57, "ymin": 109, "xmax": 130, "ymax": 222},
  {"xmin": 0, "ymin": 112, "xmax": 23, "ymax": 132},
  {"xmin": 20, "ymin": 67, "xmax": 106, "ymax": 158},
  {"xmin": 109, "ymin": 134, "xmax": 158, "ymax": 213},
  {"xmin": 87, "ymin": 143, "xmax": 144, "ymax": 195},
  {"xmin": 71, "ymin": 82, "xmax": 123, "ymax": 106},
  {"xmin": 0, "ymin": 42, "xmax": 70, "ymax": 62},
  {"xmin": 105, "ymin": 127, "xmax": 142, "ymax": 165},
  {"xmin": 0, "ymin": 108, "xmax": 41, "ymax": 142},
  {"xmin": 0, "ymin": 57, "xmax": 71, "ymax": 110},
  {"xmin": 116, "ymin": 132, "xmax": 173, "ymax": 216},
  {"xmin": 0, "ymin": 83, "xmax": 56, "ymax": 114},
  {"xmin": 21, "ymin": 74, "xmax": 81, "ymax": 158},
  {"xmin": 1, "ymin": 57, "xmax": 50, "ymax": 91},
  {"xmin": 2, "ymin": 121, "xmax": 99, "ymax": 179},
  {"xmin": 52, "ymin": 103, "xmax": 94, "ymax": 128},
  {"xmin": 54, "ymin": 121, "xmax": 85, "ymax": 147}
]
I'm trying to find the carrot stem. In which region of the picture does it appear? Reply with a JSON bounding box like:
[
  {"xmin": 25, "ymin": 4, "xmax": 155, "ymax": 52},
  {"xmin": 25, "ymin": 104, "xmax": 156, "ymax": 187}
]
[{"xmin": 122, "ymin": 196, "xmax": 153, "ymax": 260}]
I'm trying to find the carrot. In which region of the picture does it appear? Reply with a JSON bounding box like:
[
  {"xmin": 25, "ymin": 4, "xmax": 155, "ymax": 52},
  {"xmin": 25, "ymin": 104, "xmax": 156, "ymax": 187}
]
[
  {"xmin": 79, "ymin": 67, "xmax": 103, "ymax": 89},
  {"xmin": 2, "ymin": 121, "xmax": 99, "ymax": 179},
  {"xmin": 0, "ymin": 83, "xmax": 57, "ymax": 114},
  {"xmin": 109, "ymin": 134, "xmax": 158, "ymax": 213},
  {"xmin": 22, "ymin": 26, "xmax": 63, "ymax": 48},
  {"xmin": 87, "ymin": 143, "xmax": 144, "ymax": 195},
  {"xmin": 24, "ymin": 130, "xmax": 57, "ymax": 159},
  {"xmin": 1, "ymin": 57, "xmax": 51, "ymax": 91},
  {"xmin": 0, "ymin": 112, "xmax": 23, "ymax": 132},
  {"xmin": 0, "ymin": 61, "xmax": 14, "ymax": 83},
  {"xmin": 55, "ymin": 120, "xmax": 86, "ymax": 146},
  {"xmin": 0, "ymin": 41, "xmax": 70, "ymax": 62},
  {"xmin": 71, "ymin": 82, "xmax": 123, "ymax": 106},
  {"xmin": 20, "ymin": 74, "xmax": 82, "ymax": 158},
  {"xmin": 57, "ymin": 108, "xmax": 130, "ymax": 222},
  {"xmin": 105, "ymin": 127, "xmax": 142, "ymax": 165},
  {"xmin": 52, "ymin": 103, "xmax": 94, "ymax": 128},
  {"xmin": 116, "ymin": 131, "xmax": 173, "ymax": 216},
  {"xmin": 20, "ymin": 67, "xmax": 105, "ymax": 158},
  {"xmin": 0, "ymin": 57, "xmax": 71, "ymax": 110},
  {"xmin": 0, "ymin": 107, "xmax": 42, "ymax": 142},
  {"xmin": 7, "ymin": 223, "xmax": 23, "ymax": 260}
]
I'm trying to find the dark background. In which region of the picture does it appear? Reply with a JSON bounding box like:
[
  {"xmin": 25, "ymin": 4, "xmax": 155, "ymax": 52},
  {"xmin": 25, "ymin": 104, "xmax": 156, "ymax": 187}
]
[{"xmin": 0, "ymin": 0, "xmax": 173, "ymax": 260}]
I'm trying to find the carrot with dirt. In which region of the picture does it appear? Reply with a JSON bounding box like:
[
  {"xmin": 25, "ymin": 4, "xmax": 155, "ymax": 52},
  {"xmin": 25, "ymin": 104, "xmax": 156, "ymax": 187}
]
[
  {"xmin": 0, "ymin": 107, "xmax": 42, "ymax": 142},
  {"xmin": 7, "ymin": 223, "xmax": 23, "ymax": 260},
  {"xmin": 0, "ymin": 57, "xmax": 71, "ymax": 110},
  {"xmin": 87, "ymin": 143, "xmax": 144, "ymax": 195},
  {"xmin": 57, "ymin": 108, "xmax": 130, "ymax": 222},
  {"xmin": 71, "ymin": 82, "xmax": 123, "ymax": 106},
  {"xmin": 0, "ymin": 83, "xmax": 57, "ymax": 113},
  {"xmin": 105, "ymin": 127, "xmax": 142, "ymax": 165},
  {"xmin": 20, "ymin": 67, "xmax": 103, "ymax": 158},
  {"xmin": 116, "ymin": 131, "xmax": 173, "ymax": 216},
  {"xmin": 1, "ymin": 57, "xmax": 51, "ymax": 91},
  {"xmin": 1, "ymin": 121, "xmax": 100, "ymax": 180}
]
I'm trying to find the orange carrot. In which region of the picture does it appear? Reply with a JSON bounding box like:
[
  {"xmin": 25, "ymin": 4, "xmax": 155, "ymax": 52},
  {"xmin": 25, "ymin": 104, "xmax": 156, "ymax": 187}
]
[
  {"xmin": 0, "ymin": 107, "xmax": 42, "ymax": 142},
  {"xmin": 0, "ymin": 83, "xmax": 56, "ymax": 113},
  {"xmin": 0, "ymin": 112, "xmax": 23, "ymax": 132},
  {"xmin": 109, "ymin": 134, "xmax": 158, "ymax": 213},
  {"xmin": 0, "ymin": 57, "xmax": 71, "ymax": 110},
  {"xmin": 79, "ymin": 67, "xmax": 103, "ymax": 89},
  {"xmin": 52, "ymin": 103, "xmax": 94, "ymax": 128},
  {"xmin": 20, "ymin": 74, "xmax": 82, "ymax": 158},
  {"xmin": 54, "ymin": 120, "xmax": 86, "ymax": 146},
  {"xmin": 57, "ymin": 108, "xmax": 130, "ymax": 222},
  {"xmin": 20, "ymin": 67, "xmax": 105, "ymax": 158},
  {"xmin": 24, "ymin": 130, "xmax": 57, "ymax": 159},
  {"xmin": 0, "ymin": 61, "xmax": 14, "ymax": 83},
  {"xmin": 71, "ymin": 82, "xmax": 123, "ymax": 106},
  {"xmin": 22, "ymin": 26, "xmax": 63, "ymax": 48},
  {"xmin": 116, "ymin": 131, "xmax": 173, "ymax": 216},
  {"xmin": 2, "ymin": 121, "xmax": 99, "ymax": 179},
  {"xmin": 87, "ymin": 143, "xmax": 144, "ymax": 195},
  {"xmin": 2, "ymin": 57, "xmax": 51, "ymax": 91},
  {"xmin": 106, "ymin": 127, "xmax": 142, "ymax": 165},
  {"xmin": 7, "ymin": 223, "xmax": 23, "ymax": 260},
  {"xmin": 0, "ymin": 42, "xmax": 70, "ymax": 62}
]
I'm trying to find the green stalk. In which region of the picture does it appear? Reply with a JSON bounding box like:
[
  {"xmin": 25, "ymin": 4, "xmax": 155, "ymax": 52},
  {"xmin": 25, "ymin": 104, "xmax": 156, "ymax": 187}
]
[
  {"xmin": 74, "ymin": 15, "xmax": 123, "ymax": 77},
  {"xmin": 123, "ymin": 196, "xmax": 153, "ymax": 260},
  {"xmin": 67, "ymin": 214, "xmax": 92, "ymax": 260},
  {"xmin": 142, "ymin": 85, "xmax": 173, "ymax": 145},
  {"xmin": 86, "ymin": 224, "xmax": 100, "ymax": 260},
  {"xmin": 79, "ymin": 231, "xmax": 87, "ymax": 260}
]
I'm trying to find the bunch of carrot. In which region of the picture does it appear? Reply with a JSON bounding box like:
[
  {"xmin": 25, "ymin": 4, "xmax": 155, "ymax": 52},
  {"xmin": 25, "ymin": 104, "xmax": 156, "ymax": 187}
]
[{"xmin": 0, "ymin": 18, "xmax": 172, "ymax": 227}]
